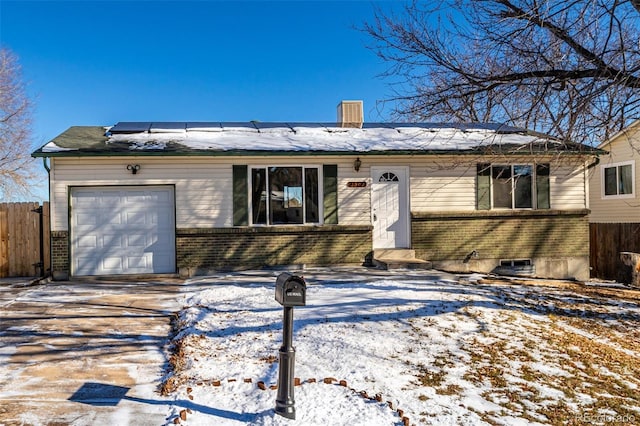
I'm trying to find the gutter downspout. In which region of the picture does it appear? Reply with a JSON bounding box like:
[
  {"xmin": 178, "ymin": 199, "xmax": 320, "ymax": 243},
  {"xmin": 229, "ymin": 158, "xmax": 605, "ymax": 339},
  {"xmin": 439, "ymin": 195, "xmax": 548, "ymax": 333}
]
[{"xmin": 585, "ymin": 156, "xmax": 600, "ymax": 211}]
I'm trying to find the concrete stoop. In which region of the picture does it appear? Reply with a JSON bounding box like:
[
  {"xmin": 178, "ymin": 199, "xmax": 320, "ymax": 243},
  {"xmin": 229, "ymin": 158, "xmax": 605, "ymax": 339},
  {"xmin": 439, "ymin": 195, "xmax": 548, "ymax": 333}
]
[{"xmin": 373, "ymin": 249, "xmax": 432, "ymax": 270}]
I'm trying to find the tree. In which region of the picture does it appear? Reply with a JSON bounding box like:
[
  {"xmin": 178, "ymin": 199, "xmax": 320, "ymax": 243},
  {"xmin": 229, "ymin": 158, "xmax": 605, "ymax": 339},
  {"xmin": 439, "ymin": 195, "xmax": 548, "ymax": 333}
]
[
  {"xmin": 364, "ymin": 0, "xmax": 640, "ymax": 146},
  {"xmin": 0, "ymin": 47, "xmax": 38, "ymax": 200}
]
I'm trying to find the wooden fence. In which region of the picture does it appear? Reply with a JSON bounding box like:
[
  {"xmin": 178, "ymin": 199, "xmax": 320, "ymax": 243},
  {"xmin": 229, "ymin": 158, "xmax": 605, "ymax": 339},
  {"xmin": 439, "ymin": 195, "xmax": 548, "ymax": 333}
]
[
  {"xmin": 0, "ymin": 202, "xmax": 50, "ymax": 278},
  {"xmin": 590, "ymin": 223, "xmax": 640, "ymax": 281}
]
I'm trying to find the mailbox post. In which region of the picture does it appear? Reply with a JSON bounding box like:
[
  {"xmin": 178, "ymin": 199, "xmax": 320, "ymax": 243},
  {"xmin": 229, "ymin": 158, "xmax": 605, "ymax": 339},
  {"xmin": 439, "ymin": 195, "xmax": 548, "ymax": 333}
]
[{"xmin": 274, "ymin": 272, "xmax": 306, "ymax": 420}]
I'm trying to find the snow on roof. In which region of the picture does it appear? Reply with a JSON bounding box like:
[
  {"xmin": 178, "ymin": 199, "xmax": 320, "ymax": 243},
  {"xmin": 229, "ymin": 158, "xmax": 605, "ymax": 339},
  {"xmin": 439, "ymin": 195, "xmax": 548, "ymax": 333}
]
[
  {"xmin": 106, "ymin": 123, "xmax": 546, "ymax": 153},
  {"xmin": 33, "ymin": 122, "xmax": 597, "ymax": 157},
  {"xmin": 40, "ymin": 142, "xmax": 80, "ymax": 153}
]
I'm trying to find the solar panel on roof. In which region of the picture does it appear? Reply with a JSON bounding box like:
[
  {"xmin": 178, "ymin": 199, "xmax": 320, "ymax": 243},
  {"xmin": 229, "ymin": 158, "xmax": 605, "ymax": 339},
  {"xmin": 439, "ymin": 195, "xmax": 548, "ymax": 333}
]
[
  {"xmin": 220, "ymin": 122, "xmax": 259, "ymax": 131},
  {"xmin": 361, "ymin": 122, "xmax": 396, "ymax": 129},
  {"xmin": 252, "ymin": 122, "xmax": 291, "ymax": 129},
  {"xmin": 390, "ymin": 122, "xmax": 463, "ymax": 129},
  {"xmin": 108, "ymin": 120, "xmax": 529, "ymax": 137},
  {"xmin": 491, "ymin": 124, "xmax": 527, "ymax": 134},
  {"xmin": 186, "ymin": 122, "xmax": 222, "ymax": 131},
  {"xmin": 287, "ymin": 122, "xmax": 336, "ymax": 128},
  {"xmin": 369, "ymin": 122, "xmax": 526, "ymax": 134},
  {"xmin": 149, "ymin": 122, "xmax": 186, "ymax": 133},
  {"xmin": 110, "ymin": 122, "xmax": 151, "ymax": 133}
]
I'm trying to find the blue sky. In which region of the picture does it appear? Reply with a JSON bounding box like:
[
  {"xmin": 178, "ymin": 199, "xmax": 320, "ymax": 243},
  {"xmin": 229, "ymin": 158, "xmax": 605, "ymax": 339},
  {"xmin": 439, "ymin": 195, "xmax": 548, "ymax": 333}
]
[{"xmin": 1, "ymin": 0, "xmax": 402, "ymax": 153}]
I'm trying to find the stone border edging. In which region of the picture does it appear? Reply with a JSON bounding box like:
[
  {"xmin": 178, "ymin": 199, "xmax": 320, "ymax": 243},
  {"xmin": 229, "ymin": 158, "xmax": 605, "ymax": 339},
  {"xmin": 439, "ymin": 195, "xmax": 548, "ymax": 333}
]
[{"xmin": 172, "ymin": 376, "xmax": 411, "ymax": 425}]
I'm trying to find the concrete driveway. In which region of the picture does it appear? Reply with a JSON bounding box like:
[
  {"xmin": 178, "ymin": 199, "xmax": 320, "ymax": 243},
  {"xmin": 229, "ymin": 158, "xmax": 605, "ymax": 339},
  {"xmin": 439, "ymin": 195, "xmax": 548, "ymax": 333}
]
[{"xmin": 0, "ymin": 277, "xmax": 196, "ymax": 426}]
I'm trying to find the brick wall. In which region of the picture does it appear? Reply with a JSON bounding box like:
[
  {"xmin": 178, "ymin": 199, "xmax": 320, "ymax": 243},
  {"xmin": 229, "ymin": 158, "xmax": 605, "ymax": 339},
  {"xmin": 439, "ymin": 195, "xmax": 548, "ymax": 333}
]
[
  {"xmin": 177, "ymin": 225, "xmax": 373, "ymax": 275},
  {"xmin": 50, "ymin": 230, "xmax": 69, "ymax": 280},
  {"xmin": 51, "ymin": 211, "xmax": 588, "ymax": 280},
  {"xmin": 411, "ymin": 209, "xmax": 590, "ymax": 279}
]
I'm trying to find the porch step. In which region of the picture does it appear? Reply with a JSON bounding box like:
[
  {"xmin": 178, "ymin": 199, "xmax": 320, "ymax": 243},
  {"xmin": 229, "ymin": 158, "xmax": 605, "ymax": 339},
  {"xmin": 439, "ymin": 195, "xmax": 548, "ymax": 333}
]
[{"xmin": 372, "ymin": 249, "xmax": 432, "ymax": 270}]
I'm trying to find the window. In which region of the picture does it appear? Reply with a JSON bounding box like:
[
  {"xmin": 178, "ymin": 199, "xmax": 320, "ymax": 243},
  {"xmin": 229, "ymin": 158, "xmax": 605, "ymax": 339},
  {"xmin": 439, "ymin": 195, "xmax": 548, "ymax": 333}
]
[
  {"xmin": 250, "ymin": 166, "xmax": 320, "ymax": 225},
  {"xmin": 602, "ymin": 161, "xmax": 634, "ymax": 198},
  {"xmin": 379, "ymin": 172, "xmax": 399, "ymax": 182},
  {"xmin": 477, "ymin": 163, "xmax": 550, "ymax": 210}
]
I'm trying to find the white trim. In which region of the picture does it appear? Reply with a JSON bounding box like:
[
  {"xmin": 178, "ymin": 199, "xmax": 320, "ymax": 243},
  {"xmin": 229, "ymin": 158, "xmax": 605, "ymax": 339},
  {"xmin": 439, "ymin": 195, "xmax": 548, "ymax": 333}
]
[
  {"xmin": 370, "ymin": 166, "xmax": 411, "ymax": 249},
  {"xmin": 600, "ymin": 160, "xmax": 635, "ymax": 200},
  {"xmin": 69, "ymin": 185, "xmax": 176, "ymax": 276}
]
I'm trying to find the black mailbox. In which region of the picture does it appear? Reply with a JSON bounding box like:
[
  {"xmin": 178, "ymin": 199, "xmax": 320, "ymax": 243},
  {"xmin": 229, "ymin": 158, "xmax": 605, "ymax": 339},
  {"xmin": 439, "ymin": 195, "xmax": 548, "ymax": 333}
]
[{"xmin": 275, "ymin": 273, "xmax": 306, "ymax": 307}]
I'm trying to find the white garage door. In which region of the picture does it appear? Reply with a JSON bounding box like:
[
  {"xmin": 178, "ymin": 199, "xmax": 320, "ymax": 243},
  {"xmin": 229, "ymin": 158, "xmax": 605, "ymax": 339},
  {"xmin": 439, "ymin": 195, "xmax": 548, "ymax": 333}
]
[{"xmin": 71, "ymin": 186, "xmax": 176, "ymax": 276}]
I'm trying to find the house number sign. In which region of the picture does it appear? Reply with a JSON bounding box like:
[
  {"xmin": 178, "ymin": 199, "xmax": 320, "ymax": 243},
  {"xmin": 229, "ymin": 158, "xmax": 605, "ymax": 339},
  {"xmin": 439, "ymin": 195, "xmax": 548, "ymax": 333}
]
[{"xmin": 346, "ymin": 181, "xmax": 367, "ymax": 188}]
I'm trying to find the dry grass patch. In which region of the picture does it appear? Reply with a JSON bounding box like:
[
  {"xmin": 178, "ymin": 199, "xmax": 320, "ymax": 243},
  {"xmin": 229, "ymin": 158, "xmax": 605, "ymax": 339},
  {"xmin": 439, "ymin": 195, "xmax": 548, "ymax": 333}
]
[
  {"xmin": 416, "ymin": 366, "xmax": 447, "ymax": 388},
  {"xmin": 436, "ymin": 384, "xmax": 463, "ymax": 396},
  {"xmin": 409, "ymin": 287, "xmax": 640, "ymax": 425}
]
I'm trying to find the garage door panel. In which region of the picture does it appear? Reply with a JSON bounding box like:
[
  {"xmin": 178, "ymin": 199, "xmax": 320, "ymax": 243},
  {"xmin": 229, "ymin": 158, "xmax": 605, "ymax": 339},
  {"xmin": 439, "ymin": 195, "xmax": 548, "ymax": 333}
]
[
  {"xmin": 125, "ymin": 212, "xmax": 146, "ymax": 225},
  {"xmin": 98, "ymin": 192, "xmax": 121, "ymax": 205},
  {"xmin": 102, "ymin": 257, "xmax": 124, "ymax": 272},
  {"xmin": 74, "ymin": 256, "xmax": 100, "ymax": 275},
  {"xmin": 102, "ymin": 233, "xmax": 124, "ymax": 249},
  {"xmin": 152, "ymin": 191, "xmax": 171, "ymax": 202},
  {"xmin": 77, "ymin": 235, "xmax": 98, "ymax": 248},
  {"xmin": 126, "ymin": 234, "xmax": 147, "ymax": 248},
  {"xmin": 125, "ymin": 190, "xmax": 145, "ymax": 198},
  {"xmin": 76, "ymin": 213, "xmax": 98, "ymax": 226},
  {"xmin": 127, "ymin": 255, "xmax": 151, "ymax": 270},
  {"xmin": 106, "ymin": 213, "xmax": 123, "ymax": 225},
  {"xmin": 71, "ymin": 186, "xmax": 176, "ymax": 276},
  {"xmin": 74, "ymin": 192, "xmax": 100, "ymax": 206}
]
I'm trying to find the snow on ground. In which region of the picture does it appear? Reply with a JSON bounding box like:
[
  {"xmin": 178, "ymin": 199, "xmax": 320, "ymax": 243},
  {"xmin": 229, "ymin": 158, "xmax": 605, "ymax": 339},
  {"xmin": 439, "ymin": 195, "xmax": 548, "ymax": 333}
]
[{"xmin": 163, "ymin": 268, "xmax": 640, "ymax": 426}]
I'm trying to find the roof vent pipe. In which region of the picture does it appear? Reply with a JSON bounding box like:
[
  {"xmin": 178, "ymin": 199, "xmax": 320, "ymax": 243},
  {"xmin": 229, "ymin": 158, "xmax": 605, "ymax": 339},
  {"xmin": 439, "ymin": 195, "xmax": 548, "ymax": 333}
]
[{"xmin": 337, "ymin": 100, "xmax": 363, "ymax": 128}]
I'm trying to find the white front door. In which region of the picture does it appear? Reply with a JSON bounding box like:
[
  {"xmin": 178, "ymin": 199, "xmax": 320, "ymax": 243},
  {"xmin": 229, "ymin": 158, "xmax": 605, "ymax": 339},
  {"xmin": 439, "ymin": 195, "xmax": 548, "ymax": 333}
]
[
  {"xmin": 371, "ymin": 167, "xmax": 410, "ymax": 249},
  {"xmin": 70, "ymin": 186, "xmax": 176, "ymax": 276}
]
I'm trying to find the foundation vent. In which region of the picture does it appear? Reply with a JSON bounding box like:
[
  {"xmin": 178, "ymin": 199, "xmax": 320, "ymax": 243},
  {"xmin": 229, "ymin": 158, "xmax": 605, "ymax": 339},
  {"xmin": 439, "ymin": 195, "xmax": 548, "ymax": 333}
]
[
  {"xmin": 494, "ymin": 259, "xmax": 536, "ymax": 277},
  {"xmin": 337, "ymin": 100, "xmax": 363, "ymax": 128}
]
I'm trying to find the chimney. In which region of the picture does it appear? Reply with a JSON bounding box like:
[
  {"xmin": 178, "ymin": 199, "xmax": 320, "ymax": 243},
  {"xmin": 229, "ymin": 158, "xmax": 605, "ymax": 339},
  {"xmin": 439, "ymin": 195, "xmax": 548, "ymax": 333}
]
[{"xmin": 337, "ymin": 100, "xmax": 363, "ymax": 128}]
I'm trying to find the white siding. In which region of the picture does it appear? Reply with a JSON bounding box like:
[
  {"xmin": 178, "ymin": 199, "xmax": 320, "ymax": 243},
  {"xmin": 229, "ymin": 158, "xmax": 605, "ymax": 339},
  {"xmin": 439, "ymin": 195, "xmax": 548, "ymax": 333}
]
[
  {"xmin": 407, "ymin": 157, "xmax": 587, "ymax": 213},
  {"xmin": 589, "ymin": 125, "xmax": 640, "ymax": 223},
  {"xmin": 410, "ymin": 161, "xmax": 477, "ymax": 211},
  {"xmin": 50, "ymin": 157, "xmax": 233, "ymax": 230},
  {"xmin": 49, "ymin": 154, "xmax": 590, "ymax": 231},
  {"xmin": 50, "ymin": 156, "xmax": 364, "ymax": 230},
  {"xmin": 337, "ymin": 163, "xmax": 371, "ymax": 225},
  {"xmin": 550, "ymin": 163, "xmax": 588, "ymax": 210}
]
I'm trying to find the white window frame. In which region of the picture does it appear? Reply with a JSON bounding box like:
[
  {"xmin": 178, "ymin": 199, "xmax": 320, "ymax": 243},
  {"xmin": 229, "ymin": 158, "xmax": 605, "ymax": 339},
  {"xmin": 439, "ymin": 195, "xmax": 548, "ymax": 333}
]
[
  {"xmin": 601, "ymin": 160, "xmax": 635, "ymax": 200},
  {"xmin": 248, "ymin": 164, "xmax": 324, "ymax": 226}
]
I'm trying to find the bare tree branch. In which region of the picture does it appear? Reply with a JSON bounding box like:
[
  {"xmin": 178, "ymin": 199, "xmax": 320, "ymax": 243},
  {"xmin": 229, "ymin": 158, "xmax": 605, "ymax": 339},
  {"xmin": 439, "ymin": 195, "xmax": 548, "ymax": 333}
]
[{"xmin": 363, "ymin": 0, "xmax": 640, "ymax": 145}]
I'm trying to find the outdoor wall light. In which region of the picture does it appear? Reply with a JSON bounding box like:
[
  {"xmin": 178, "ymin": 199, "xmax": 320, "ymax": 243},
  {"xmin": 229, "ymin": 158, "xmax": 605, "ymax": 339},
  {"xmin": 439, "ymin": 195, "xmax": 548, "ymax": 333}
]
[
  {"xmin": 353, "ymin": 157, "xmax": 362, "ymax": 172},
  {"xmin": 126, "ymin": 164, "xmax": 141, "ymax": 174}
]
